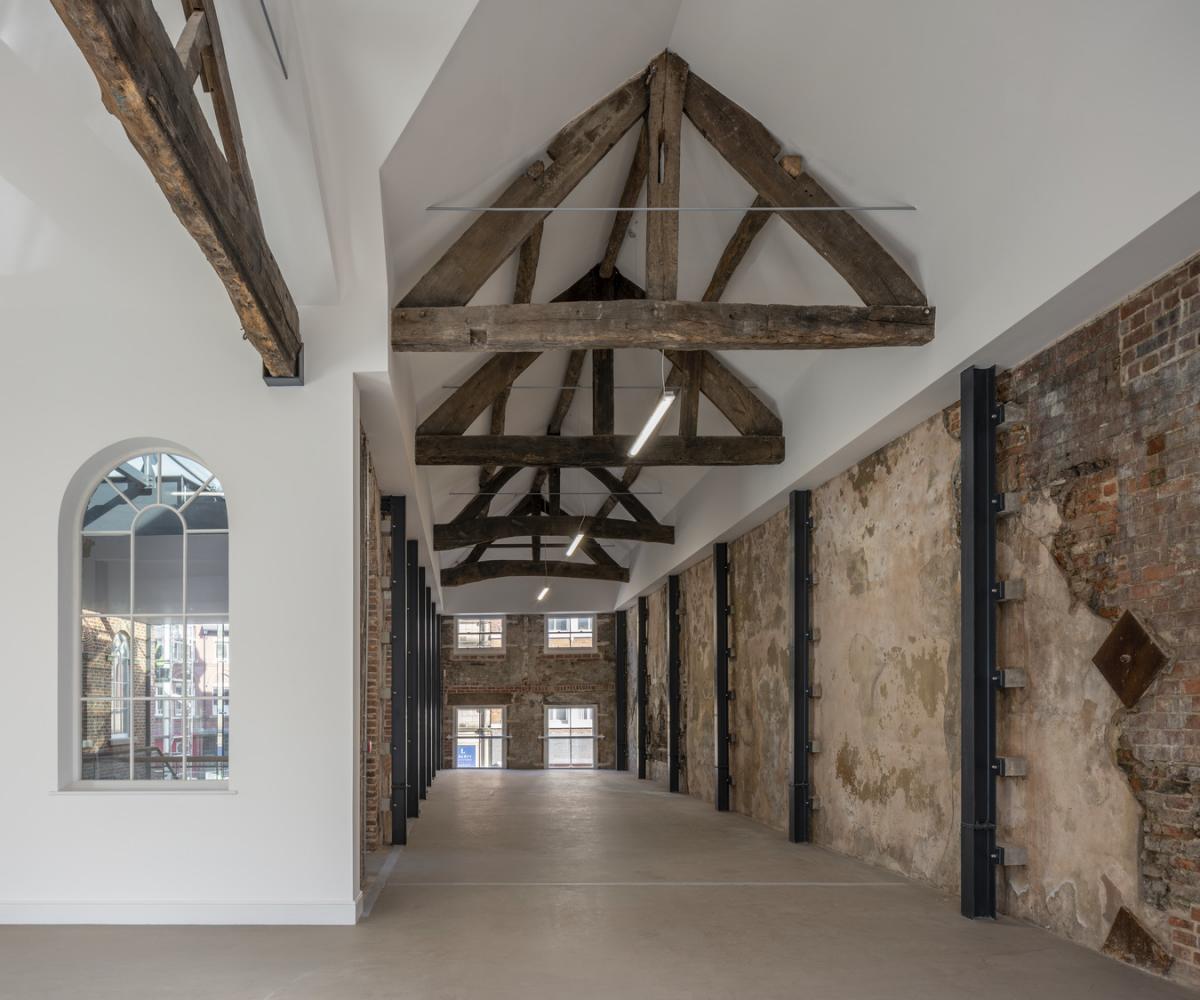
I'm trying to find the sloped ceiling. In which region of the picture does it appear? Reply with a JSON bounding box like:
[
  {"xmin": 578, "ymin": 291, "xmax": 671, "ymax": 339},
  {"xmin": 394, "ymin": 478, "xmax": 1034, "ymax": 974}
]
[{"xmin": 379, "ymin": 0, "xmax": 1200, "ymax": 612}]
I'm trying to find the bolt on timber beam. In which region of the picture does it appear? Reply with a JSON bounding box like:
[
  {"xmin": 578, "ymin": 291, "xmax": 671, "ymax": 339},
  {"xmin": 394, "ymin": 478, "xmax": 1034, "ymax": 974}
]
[{"xmin": 789, "ymin": 490, "xmax": 814, "ymax": 842}]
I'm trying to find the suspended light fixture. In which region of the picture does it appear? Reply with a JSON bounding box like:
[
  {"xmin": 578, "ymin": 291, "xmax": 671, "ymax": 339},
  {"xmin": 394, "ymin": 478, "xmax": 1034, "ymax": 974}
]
[
  {"xmin": 629, "ymin": 390, "xmax": 676, "ymax": 457},
  {"xmin": 537, "ymin": 585, "xmax": 550, "ymax": 601},
  {"xmin": 565, "ymin": 512, "xmax": 586, "ymax": 559}
]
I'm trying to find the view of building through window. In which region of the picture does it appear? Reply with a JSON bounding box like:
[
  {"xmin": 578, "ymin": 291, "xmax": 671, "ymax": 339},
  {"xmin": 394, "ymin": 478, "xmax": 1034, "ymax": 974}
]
[
  {"xmin": 454, "ymin": 707, "xmax": 505, "ymax": 768},
  {"xmin": 455, "ymin": 615, "xmax": 504, "ymax": 650},
  {"xmin": 80, "ymin": 452, "xmax": 229, "ymax": 782},
  {"xmin": 545, "ymin": 706, "xmax": 596, "ymax": 768},
  {"xmin": 546, "ymin": 615, "xmax": 595, "ymax": 649}
]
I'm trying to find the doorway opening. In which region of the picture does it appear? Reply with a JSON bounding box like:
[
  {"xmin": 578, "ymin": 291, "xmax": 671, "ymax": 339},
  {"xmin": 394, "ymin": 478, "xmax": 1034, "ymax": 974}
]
[
  {"xmin": 544, "ymin": 705, "xmax": 597, "ymax": 769},
  {"xmin": 454, "ymin": 706, "xmax": 506, "ymax": 768}
]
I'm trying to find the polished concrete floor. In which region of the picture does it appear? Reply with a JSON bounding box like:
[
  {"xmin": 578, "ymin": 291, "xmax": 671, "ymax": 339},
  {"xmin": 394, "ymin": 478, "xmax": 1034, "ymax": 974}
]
[{"xmin": 2, "ymin": 770, "xmax": 1193, "ymax": 999}]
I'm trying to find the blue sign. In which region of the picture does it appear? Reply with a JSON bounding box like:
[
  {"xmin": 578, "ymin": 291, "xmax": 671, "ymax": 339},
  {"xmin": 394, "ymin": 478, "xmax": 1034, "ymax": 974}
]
[{"xmin": 457, "ymin": 744, "xmax": 477, "ymax": 768}]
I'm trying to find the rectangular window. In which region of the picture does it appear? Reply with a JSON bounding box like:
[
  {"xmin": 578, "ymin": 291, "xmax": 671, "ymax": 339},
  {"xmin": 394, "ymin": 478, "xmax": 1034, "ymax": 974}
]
[
  {"xmin": 455, "ymin": 615, "xmax": 505, "ymax": 651},
  {"xmin": 544, "ymin": 705, "xmax": 596, "ymax": 768},
  {"xmin": 546, "ymin": 614, "xmax": 595, "ymax": 650},
  {"xmin": 454, "ymin": 707, "xmax": 506, "ymax": 768}
]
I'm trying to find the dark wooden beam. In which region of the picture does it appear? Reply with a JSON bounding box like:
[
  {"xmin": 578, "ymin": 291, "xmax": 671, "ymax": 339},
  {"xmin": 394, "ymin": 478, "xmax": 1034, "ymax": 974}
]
[
  {"xmin": 175, "ymin": 9, "xmax": 208, "ymax": 87},
  {"xmin": 677, "ymin": 352, "xmax": 701, "ymax": 437},
  {"xmin": 683, "ymin": 71, "xmax": 926, "ymax": 308},
  {"xmin": 52, "ymin": 0, "xmax": 301, "ymax": 377},
  {"xmin": 663, "ymin": 349, "xmax": 781, "ymax": 436},
  {"xmin": 452, "ymin": 466, "xmax": 521, "ymax": 523},
  {"xmin": 394, "ymin": 299, "xmax": 933, "ymax": 351},
  {"xmin": 513, "ymin": 220, "xmax": 544, "ymax": 304},
  {"xmin": 417, "ymin": 435, "xmax": 784, "ymax": 467},
  {"xmin": 599, "ymin": 122, "xmax": 648, "ymax": 279},
  {"xmin": 435, "ymin": 516, "xmax": 674, "ymax": 550},
  {"xmin": 592, "ymin": 467, "xmax": 642, "ymax": 521},
  {"xmin": 702, "ymin": 156, "xmax": 803, "ymax": 303},
  {"xmin": 418, "ymin": 353, "xmax": 540, "ymax": 435},
  {"xmin": 592, "ymin": 350, "xmax": 615, "ymax": 435},
  {"xmin": 646, "ymin": 51, "xmax": 688, "ymax": 299},
  {"xmin": 442, "ymin": 560, "xmax": 629, "ymax": 587},
  {"xmin": 548, "ymin": 351, "xmax": 587, "ymax": 434},
  {"xmin": 397, "ymin": 70, "xmax": 648, "ymax": 309}
]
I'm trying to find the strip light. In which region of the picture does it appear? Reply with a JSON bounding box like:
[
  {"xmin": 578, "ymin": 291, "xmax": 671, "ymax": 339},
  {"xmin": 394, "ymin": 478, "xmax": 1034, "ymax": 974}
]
[
  {"xmin": 629, "ymin": 390, "xmax": 677, "ymax": 457},
  {"xmin": 565, "ymin": 533, "xmax": 585, "ymax": 558},
  {"xmin": 537, "ymin": 586, "xmax": 550, "ymax": 602}
]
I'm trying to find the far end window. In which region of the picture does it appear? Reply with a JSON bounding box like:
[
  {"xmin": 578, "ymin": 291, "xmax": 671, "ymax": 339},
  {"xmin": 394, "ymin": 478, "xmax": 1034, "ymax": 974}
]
[
  {"xmin": 456, "ymin": 615, "xmax": 504, "ymax": 651},
  {"xmin": 546, "ymin": 614, "xmax": 595, "ymax": 650}
]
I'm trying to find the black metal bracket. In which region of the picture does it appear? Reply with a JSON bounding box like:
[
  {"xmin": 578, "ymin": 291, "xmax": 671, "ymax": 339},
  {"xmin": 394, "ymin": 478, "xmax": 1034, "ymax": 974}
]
[
  {"xmin": 714, "ymin": 542, "xmax": 731, "ymax": 811},
  {"xmin": 960, "ymin": 366, "xmax": 998, "ymax": 918},
  {"xmin": 789, "ymin": 490, "xmax": 813, "ymax": 843},
  {"xmin": 667, "ymin": 574, "xmax": 682, "ymax": 793},
  {"xmin": 262, "ymin": 344, "xmax": 304, "ymax": 387}
]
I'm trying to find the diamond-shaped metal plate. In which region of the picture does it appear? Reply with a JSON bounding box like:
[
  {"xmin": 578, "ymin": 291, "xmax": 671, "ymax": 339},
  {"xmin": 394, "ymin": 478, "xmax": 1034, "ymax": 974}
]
[{"xmin": 1092, "ymin": 610, "xmax": 1167, "ymax": 708}]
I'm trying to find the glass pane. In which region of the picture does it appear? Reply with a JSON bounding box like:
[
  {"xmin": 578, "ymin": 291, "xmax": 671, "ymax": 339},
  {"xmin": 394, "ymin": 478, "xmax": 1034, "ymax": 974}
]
[
  {"xmin": 138, "ymin": 618, "xmax": 186, "ymax": 695},
  {"xmin": 186, "ymin": 533, "xmax": 228, "ymax": 613},
  {"xmin": 480, "ymin": 736, "xmax": 503, "ymax": 768},
  {"xmin": 182, "ymin": 490, "xmax": 228, "ymax": 530},
  {"xmin": 159, "ymin": 454, "xmax": 212, "ymax": 510},
  {"xmin": 83, "ymin": 479, "xmax": 136, "ymax": 532},
  {"xmin": 133, "ymin": 507, "xmax": 183, "ymax": 614},
  {"xmin": 81, "ymin": 616, "xmax": 130, "ymax": 699},
  {"xmin": 143, "ymin": 700, "xmax": 186, "ymax": 780},
  {"xmin": 188, "ymin": 622, "xmax": 229, "ymax": 699},
  {"xmin": 80, "ymin": 701, "xmax": 130, "ymax": 780},
  {"xmin": 547, "ymin": 736, "xmax": 570, "ymax": 767},
  {"xmin": 187, "ymin": 699, "xmax": 229, "ymax": 780},
  {"xmin": 571, "ymin": 738, "xmax": 594, "ymax": 767},
  {"xmin": 108, "ymin": 455, "xmax": 158, "ymax": 508},
  {"xmin": 81, "ymin": 534, "xmax": 130, "ymax": 614},
  {"xmin": 571, "ymin": 706, "xmax": 594, "ymax": 727},
  {"xmin": 455, "ymin": 738, "xmax": 480, "ymax": 768},
  {"xmin": 456, "ymin": 708, "xmax": 485, "ymax": 733}
]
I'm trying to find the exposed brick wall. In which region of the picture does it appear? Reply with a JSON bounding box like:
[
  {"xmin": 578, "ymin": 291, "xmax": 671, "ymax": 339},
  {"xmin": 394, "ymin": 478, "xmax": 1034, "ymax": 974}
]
[
  {"xmin": 996, "ymin": 251, "xmax": 1200, "ymax": 976},
  {"xmin": 440, "ymin": 614, "xmax": 616, "ymax": 770}
]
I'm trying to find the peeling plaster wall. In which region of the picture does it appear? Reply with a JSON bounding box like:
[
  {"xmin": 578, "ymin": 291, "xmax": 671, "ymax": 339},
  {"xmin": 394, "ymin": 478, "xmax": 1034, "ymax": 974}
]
[
  {"xmin": 625, "ymin": 609, "xmax": 639, "ymax": 774},
  {"xmin": 440, "ymin": 614, "xmax": 616, "ymax": 770},
  {"xmin": 810, "ymin": 414, "xmax": 962, "ymax": 890},
  {"xmin": 728, "ymin": 509, "xmax": 791, "ymax": 833},
  {"xmin": 681, "ymin": 556, "xmax": 716, "ymax": 806},
  {"xmin": 645, "ymin": 585, "xmax": 670, "ymax": 783}
]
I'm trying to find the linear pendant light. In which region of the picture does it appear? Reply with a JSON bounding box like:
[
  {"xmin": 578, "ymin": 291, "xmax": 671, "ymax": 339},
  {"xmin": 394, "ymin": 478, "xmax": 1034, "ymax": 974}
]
[
  {"xmin": 565, "ymin": 533, "xmax": 584, "ymax": 558},
  {"xmin": 629, "ymin": 390, "xmax": 677, "ymax": 457},
  {"xmin": 537, "ymin": 586, "xmax": 550, "ymax": 601}
]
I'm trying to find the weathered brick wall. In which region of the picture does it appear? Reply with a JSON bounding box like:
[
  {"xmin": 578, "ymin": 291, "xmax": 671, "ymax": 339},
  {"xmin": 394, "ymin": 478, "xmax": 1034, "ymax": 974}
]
[
  {"xmin": 440, "ymin": 614, "xmax": 617, "ymax": 769},
  {"xmin": 644, "ymin": 586, "xmax": 669, "ymax": 783},
  {"xmin": 994, "ymin": 251, "xmax": 1200, "ymax": 979},
  {"xmin": 359, "ymin": 434, "xmax": 389, "ymax": 871}
]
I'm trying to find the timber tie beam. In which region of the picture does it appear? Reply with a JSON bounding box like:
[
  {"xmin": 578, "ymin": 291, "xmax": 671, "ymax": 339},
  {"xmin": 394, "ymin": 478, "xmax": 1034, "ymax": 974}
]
[{"xmin": 52, "ymin": 0, "xmax": 302, "ymax": 381}]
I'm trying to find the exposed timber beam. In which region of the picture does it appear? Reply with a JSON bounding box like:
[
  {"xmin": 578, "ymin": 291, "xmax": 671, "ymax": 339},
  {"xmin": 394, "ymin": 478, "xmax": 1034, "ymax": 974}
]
[
  {"xmin": 175, "ymin": 9, "xmax": 208, "ymax": 87},
  {"xmin": 677, "ymin": 352, "xmax": 701, "ymax": 437},
  {"xmin": 591, "ymin": 467, "xmax": 643, "ymax": 521},
  {"xmin": 442, "ymin": 560, "xmax": 629, "ymax": 587},
  {"xmin": 51, "ymin": 0, "xmax": 301, "ymax": 377},
  {"xmin": 435, "ymin": 516, "xmax": 674, "ymax": 551},
  {"xmin": 452, "ymin": 466, "xmax": 522, "ymax": 523},
  {"xmin": 645, "ymin": 51, "xmax": 688, "ymax": 299},
  {"xmin": 393, "ymin": 300, "xmax": 933, "ymax": 352},
  {"xmin": 599, "ymin": 122, "xmax": 648, "ymax": 279},
  {"xmin": 663, "ymin": 349, "xmax": 781, "ymax": 436},
  {"xmin": 592, "ymin": 350, "xmax": 614, "ymax": 435},
  {"xmin": 703, "ymin": 156, "xmax": 803, "ymax": 303},
  {"xmin": 417, "ymin": 435, "xmax": 784, "ymax": 467},
  {"xmin": 683, "ymin": 71, "xmax": 926, "ymax": 308},
  {"xmin": 398, "ymin": 70, "xmax": 649, "ymax": 308},
  {"xmin": 418, "ymin": 353, "xmax": 540, "ymax": 435}
]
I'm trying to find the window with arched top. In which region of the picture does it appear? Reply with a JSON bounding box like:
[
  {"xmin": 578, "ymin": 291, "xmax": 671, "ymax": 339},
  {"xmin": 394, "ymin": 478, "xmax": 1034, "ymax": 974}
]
[{"xmin": 79, "ymin": 453, "xmax": 229, "ymax": 782}]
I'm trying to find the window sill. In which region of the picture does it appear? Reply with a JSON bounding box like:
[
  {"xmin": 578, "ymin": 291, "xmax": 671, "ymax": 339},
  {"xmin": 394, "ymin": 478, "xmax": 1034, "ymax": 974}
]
[{"xmin": 53, "ymin": 782, "xmax": 235, "ymax": 795}]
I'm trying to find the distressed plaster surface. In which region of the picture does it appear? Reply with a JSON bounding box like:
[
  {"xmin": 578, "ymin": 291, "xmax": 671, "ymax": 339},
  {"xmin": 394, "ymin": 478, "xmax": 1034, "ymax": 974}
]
[
  {"xmin": 645, "ymin": 586, "xmax": 669, "ymax": 784},
  {"xmin": 811, "ymin": 413, "xmax": 961, "ymax": 890},
  {"xmin": 997, "ymin": 498, "xmax": 1150, "ymax": 950},
  {"xmin": 626, "ymin": 610, "xmax": 639, "ymax": 774},
  {"xmin": 729, "ymin": 508, "xmax": 791, "ymax": 832},
  {"xmin": 681, "ymin": 556, "xmax": 716, "ymax": 805},
  {"xmin": 441, "ymin": 614, "xmax": 616, "ymax": 770}
]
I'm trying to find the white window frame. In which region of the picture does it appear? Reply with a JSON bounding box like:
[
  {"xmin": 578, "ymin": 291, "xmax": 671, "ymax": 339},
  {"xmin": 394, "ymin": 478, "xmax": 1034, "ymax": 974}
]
[
  {"xmin": 544, "ymin": 613, "xmax": 596, "ymax": 652},
  {"xmin": 453, "ymin": 705, "xmax": 508, "ymax": 769},
  {"xmin": 543, "ymin": 703, "xmax": 599, "ymax": 769},
  {"xmin": 69, "ymin": 448, "xmax": 231, "ymax": 791},
  {"xmin": 454, "ymin": 614, "xmax": 506, "ymax": 653},
  {"xmin": 109, "ymin": 632, "xmax": 131, "ymax": 740}
]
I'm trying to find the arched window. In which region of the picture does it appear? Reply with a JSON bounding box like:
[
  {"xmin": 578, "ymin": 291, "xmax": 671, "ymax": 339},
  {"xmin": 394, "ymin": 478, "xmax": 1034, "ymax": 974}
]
[{"xmin": 79, "ymin": 453, "xmax": 229, "ymax": 782}]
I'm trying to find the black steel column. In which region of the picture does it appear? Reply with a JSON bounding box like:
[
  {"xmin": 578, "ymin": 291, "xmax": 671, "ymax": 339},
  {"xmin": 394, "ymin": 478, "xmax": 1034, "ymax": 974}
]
[
  {"xmin": 405, "ymin": 541, "xmax": 420, "ymax": 819},
  {"xmin": 636, "ymin": 596, "xmax": 649, "ymax": 779},
  {"xmin": 384, "ymin": 496, "xmax": 408, "ymax": 844},
  {"xmin": 434, "ymin": 611, "xmax": 443, "ymax": 772},
  {"xmin": 615, "ymin": 610, "xmax": 629, "ymax": 771},
  {"xmin": 789, "ymin": 490, "xmax": 813, "ymax": 843},
  {"xmin": 714, "ymin": 542, "xmax": 731, "ymax": 811},
  {"xmin": 423, "ymin": 584, "xmax": 433, "ymax": 792},
  {"xmin": 430, "ymin": 604, "xmax": 439, "ymax": 778},
  {"xmin": 961, "ymin": 365, "xmax": 998, "ymax": 918},
  {"xmin": 417, "ymin": 567, "xmax": 428, "ymax": 800},
  {"xmin": 667, "ymin": 574, "xmax": 681, "ymax": 793}
]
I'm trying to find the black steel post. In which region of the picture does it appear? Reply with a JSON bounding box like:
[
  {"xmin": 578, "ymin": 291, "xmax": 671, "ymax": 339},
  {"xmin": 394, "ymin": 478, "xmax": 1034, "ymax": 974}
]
[
  {"xmin": 961, "ymin": 365, "xmax": 998, "ymax": 918},
  {"xmin": 417, "ymin": 567, "xmax": 428, "ymax": 800},
  {"xmin": 434, "ymin": 611, "xmax": 442, "ymax": 773},
  {"xmin": 424, "ymin": 585, "xmax": 433, "ymax": 792},
  {"xmin": 615, "ymin": 610, "xmax": 629, "ymax": 771},
  {"xmin": 789, "ymin": 490, "xmax": 813, "ymax": 843},
  {"xmin": 405, "ymin": 541, "xmax": 420, "ymax": 819},
  {"xmin": 667, "ymin": 574, "xmax": 681, "ymax": 793},
  {"xmin": 714, "ymin": 542, "xmax": 731, "ymax": 812},
  {"xmin": 636, "ymin": 596, "xmax": 649, "ymax": 780},
  {"xmin": 431, "ymin": 605, "xmax": 440, "ymax": 778},
  {"xmin": 385, "ymin": 497, "xmax": 408, "ymax": 844}
]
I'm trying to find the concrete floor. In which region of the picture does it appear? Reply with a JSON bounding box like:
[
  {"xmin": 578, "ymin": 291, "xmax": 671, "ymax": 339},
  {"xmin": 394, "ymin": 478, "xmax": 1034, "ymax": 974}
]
[{"xmin": 1, "ymin": 770, "xmax": 1193, "ymax": 999}]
